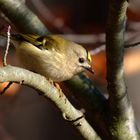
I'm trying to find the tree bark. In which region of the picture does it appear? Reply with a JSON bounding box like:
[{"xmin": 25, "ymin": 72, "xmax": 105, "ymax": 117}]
[{"xmin": 106, "ymin": 0, "xmax": 139, "ymax": 139}]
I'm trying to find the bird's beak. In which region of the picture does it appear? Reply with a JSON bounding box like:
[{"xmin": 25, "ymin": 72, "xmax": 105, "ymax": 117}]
[
  {"xmin": 85, "ymin": 67, "xmax": 94, "ymax": 74},
  {"xmin": 83, "ymin": 65, "xmax": 94, "ymax": 74}
]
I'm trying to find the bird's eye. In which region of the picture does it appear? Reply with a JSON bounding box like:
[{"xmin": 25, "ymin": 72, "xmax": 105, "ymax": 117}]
[{"xmin": 79, "ymin": 57, "xmax": 85, "ymax": 63}]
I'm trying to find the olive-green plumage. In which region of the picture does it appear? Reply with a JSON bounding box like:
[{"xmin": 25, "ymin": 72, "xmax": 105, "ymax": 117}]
[{"xmin": 12, "ymin": 34, "xmax": 93, "ymax": 82}]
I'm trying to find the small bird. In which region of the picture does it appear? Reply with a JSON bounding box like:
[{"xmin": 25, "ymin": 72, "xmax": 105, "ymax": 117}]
[{"xmin": 11, "ymin": 34, "xmax": 94, "ymax": 82}]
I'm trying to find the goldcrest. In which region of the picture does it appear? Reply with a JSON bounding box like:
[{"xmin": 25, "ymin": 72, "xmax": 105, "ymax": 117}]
[{"xmin": 11, "ymin": 34, "xmax": 94, "ymax": 82}]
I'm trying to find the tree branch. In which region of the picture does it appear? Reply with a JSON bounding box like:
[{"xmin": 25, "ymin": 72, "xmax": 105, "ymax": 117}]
[
  {"xmin": 125, "ymin": 41, "xmax": 140, "ymax": 48},
  {"xmin": 65, "ymin": 75, "xmax": 110, "ymax": 139},
  {"xmin": 0, "ymin": 0, "xmax": 48, "ymax": 35},
  {"xmin": 106, "ymin": 0, "xmax": 139, "ymax": 139},
  {"xmin": 3, "ymin": 25, "xmax": 11, "ymax": 66},
  {"xmin": 0, "ymin": 65, "xmax": 101, "ymax": 140}
]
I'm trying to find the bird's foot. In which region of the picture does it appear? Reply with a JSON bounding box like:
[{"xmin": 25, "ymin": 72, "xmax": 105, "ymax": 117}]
[
  {"xmin": 48, "ymin": 79, "xmax": 63, "ymax": 97},
  {"xmin": 54, "ymin": 82, "xmax": 64, "ymax": 97}
]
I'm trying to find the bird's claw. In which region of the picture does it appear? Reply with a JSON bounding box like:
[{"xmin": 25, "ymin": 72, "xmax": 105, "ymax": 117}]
[{"xmin": 48, "ymin": 79, "xmax": 63, "ymax": 97}]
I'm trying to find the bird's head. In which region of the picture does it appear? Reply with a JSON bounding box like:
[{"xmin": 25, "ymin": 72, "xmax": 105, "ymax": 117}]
[{"xmin": 65, "ymin": 42, "xmax": 94, "ymax": 75}]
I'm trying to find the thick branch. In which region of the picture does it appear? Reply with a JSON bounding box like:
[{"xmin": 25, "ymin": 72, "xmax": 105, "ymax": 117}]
[
  {"xmin": 65, "ymin": 75, "xmax": 110, "ymax": 139},
  {"xmin": 0, "ymin": 0, "xmax": 48, "ymax": 35},
  {"xmin": 0, "ymin": 65, "xmax": 101, "ymax": 140},
  {"xmin": 106, "ymin": 0, "xmax": 139, "ymax": 139}
]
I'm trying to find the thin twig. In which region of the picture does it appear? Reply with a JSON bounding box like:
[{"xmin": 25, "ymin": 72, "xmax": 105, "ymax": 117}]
[
  {"xmin": 1, "ymin": 25, "xmax": 13, "ymax": 95},
  {"xmin": 3, "ymin": 25, "xmax": 11, "ymax": 66},
  {"xmin": 90, "ymin": 41, "xmax": 140, "ymax": 56},
  {"xmin": 0, "ymin": 81, "xmax": 13, "ymax": 95},
  {"xmin": 125, "ymin": 41, "xmax": 140, "ymax": 48}
]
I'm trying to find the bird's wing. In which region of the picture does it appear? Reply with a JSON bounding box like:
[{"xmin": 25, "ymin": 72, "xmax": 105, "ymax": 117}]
[
  {"xmin": 12, "ymin": 34, "xmax": 43, "ymax": 47},
  {"xmin": 12, "ymin": 34, "xmax": 64, "ymax": 52}
]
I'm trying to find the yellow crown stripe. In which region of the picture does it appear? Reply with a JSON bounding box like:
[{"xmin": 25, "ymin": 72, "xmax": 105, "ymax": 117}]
[{"xmin": 87, "ymin": 51, "xmax": 92, "ymax": 63}]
